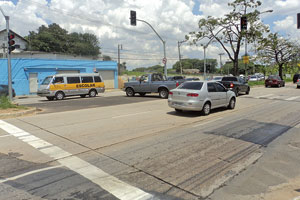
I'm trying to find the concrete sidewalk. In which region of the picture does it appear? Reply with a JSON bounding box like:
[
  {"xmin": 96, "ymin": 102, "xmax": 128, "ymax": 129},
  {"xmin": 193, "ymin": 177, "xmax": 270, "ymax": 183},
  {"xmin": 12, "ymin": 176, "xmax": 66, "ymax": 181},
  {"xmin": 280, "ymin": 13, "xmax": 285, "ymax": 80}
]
[{"xmin": 209, "ymin": 123, "xmax": 300, "ymax": 200}]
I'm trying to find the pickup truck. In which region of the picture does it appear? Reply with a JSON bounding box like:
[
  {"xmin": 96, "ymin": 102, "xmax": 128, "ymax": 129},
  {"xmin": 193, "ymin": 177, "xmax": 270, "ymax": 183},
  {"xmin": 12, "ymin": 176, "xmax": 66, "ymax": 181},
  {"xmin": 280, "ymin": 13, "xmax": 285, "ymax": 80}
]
[
  {"xmin": 218, "ymin": 76, "xmax": 250, "ymax": 96},
  {"xmin": 124, "ymin": 73, "xmax": 180, "ymax": 98}
]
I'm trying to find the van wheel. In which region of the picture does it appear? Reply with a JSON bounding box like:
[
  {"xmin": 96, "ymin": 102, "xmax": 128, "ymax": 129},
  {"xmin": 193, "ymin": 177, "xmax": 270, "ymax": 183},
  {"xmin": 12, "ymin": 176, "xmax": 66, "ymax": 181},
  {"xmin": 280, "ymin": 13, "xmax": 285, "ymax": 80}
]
[
  {"xmin": 202, "ymin": 103, "xmax": 211, "ymax": 116},
  {"xmin": 55, "ymin": 92, "xmax": 65, "ymax": 100},
  {"xmin": 89, "ymin": 90, "xmax": 97, "ymax": 97},
  {"xmin": 159, "ymin": 88, "xmax": 169, "ymax": 99},
  {"xmin": 126, "ymin": 88, "xmax": 135, "ymax": 97},
  {"xmin": 228, "ymin": 98, "xmax": 236, "ymax": 109},
  {"xmin": 46, "ymin": 96, "xmax": 54, "ymax": 101},
  {"xmin": 80, "ymin": 95, "xmax": 86, "ymax": 98}
]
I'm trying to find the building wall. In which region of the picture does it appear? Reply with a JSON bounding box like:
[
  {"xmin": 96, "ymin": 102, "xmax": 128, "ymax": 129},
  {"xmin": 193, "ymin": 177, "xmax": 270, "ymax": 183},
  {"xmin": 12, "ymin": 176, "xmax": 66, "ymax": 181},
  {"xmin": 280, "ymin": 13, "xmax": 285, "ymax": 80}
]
[{"xmin": 0, "ymin": 58, "xmax": 118, "ymax": 96}]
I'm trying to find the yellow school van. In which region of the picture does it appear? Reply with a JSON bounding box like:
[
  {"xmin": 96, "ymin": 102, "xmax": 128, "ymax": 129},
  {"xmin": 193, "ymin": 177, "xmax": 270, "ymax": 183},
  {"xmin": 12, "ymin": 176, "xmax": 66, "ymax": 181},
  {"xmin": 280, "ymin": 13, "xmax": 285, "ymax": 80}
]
[{"xmin": 37, "ymin": 73, "xmax": 105, "ymax": 100}]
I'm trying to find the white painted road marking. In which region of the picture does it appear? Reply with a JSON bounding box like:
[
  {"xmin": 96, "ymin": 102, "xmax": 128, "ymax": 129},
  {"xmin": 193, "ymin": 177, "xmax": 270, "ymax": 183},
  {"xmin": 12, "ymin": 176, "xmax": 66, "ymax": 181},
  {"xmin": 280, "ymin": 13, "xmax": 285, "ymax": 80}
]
[
  {"xmin": 0, "ymin": 165, "xmax": 63, "ymax": 183},
  {"xmin": 193, "ymin": 117, "xmax": 223, "ymax": 128},
  {"xmin": 255, "ymin": 94, "xmax": 274, "ymax": 99},
  {"xmin": 0, "ymin": 120, "xmax": 154, "ymax": 200},
  {"xmin": 0, "ymin": 134, "xmax": 11, "ymax": 138},
  {"xmin": 286, "ymin": 96, "xmax": 300, "ymax": 101}
]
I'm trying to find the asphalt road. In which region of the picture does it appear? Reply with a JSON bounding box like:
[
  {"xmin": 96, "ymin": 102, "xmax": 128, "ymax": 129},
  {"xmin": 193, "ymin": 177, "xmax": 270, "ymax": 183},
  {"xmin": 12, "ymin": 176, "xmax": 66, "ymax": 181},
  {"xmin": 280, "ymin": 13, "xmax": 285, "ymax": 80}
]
[
  {"xmin": 1, "ymin": 83, "xmax": 300, "ymax": 200},
  {"xmin": 16, "ymin": 91, "xmax": 162, "ymax": 114}
]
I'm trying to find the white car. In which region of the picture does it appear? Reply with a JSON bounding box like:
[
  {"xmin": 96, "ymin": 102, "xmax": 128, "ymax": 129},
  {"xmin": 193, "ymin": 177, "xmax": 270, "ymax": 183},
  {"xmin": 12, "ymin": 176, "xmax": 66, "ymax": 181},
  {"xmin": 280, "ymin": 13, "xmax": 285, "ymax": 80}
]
[
  {"xmin": 248, "ymin": 75, "xmax": 259, "ymax": 82},
  {"xmin": 168, "ymin": 81, "xmax": 236, "ymax": 115}
]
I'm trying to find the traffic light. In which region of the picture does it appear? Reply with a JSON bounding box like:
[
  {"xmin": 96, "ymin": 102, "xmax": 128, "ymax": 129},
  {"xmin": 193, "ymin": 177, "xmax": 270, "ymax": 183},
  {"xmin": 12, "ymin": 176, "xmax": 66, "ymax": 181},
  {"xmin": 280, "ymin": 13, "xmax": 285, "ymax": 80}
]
[
  {"xmin": 130, "ymin": 10, "xmax": 136, "ymax": 26},
  {"xmin": 241, "ymin": 16, "xmax": 247, "ymax": 31},
  {"xmin": 8, "ymin": 33, "xmax": 16, "ymax": 54},
  {"xmin": 297, "ymin": 13, "xmax": 300, "ymax": 29}
]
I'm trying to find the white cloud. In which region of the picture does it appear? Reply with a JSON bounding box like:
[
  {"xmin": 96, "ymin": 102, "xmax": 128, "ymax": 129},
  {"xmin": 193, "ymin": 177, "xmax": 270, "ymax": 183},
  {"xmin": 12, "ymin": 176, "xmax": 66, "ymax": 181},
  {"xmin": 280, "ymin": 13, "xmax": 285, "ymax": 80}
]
[{"xmin": 0, "ymin": 0, "xmax": 299, "ymax": 70}]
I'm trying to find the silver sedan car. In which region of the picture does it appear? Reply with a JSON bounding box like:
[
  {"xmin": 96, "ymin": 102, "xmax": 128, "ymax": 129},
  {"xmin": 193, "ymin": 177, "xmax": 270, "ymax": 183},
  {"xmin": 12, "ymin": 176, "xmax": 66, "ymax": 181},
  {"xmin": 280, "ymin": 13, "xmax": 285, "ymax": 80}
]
[{"xmin": 168, "ymin": 81, "xmax": 236, "ymax": 115}]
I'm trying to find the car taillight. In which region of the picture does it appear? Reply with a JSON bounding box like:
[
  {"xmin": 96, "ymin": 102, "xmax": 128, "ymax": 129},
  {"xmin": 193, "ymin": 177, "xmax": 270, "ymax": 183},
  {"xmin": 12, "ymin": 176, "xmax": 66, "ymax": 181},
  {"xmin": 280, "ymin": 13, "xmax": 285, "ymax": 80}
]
[
  {"xmin": 176, "ymin": 82, "xmax": 179, "ymax": 87},
  {"xmin": 297, "ymin": 79, "xmax": 299, "ymax": 82},
  {"xmin": 230, "ymin": 83, "xmax": 234, "ymax": 88},
  {"xmin": 187, "ymin": 93, "xmax": 199, "ymax": 97},
  {"xmin": 169, "ymin": 92, "xmax": 173, "ymax": 95}
]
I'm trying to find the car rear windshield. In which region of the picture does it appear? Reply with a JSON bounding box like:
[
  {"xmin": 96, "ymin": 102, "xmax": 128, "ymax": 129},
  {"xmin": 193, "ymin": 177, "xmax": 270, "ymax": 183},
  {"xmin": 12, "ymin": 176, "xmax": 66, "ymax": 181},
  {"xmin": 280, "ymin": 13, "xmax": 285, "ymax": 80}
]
[
  {"xmin": 221, "ymin": 77, "xmax": 237, "ymax": 81},
  {"xmin": 178, "ymin": 82, "xmax": 203, "ymax": 90},
  {"xmin": 268, "ymin": 75, "xmax": 276, "ymax": 79}
]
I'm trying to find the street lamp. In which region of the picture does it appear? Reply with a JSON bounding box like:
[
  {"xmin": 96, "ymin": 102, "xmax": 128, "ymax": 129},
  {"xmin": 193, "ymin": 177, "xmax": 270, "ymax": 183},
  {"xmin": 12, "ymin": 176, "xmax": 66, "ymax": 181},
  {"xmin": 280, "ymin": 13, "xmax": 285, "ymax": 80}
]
[
  {"xmin": 178, "ymin": 40, "xmax": 187, "ymax": 75},
  {"xmin": 0, "ymin": 6, "xmax": 13, "ymax": 101}
]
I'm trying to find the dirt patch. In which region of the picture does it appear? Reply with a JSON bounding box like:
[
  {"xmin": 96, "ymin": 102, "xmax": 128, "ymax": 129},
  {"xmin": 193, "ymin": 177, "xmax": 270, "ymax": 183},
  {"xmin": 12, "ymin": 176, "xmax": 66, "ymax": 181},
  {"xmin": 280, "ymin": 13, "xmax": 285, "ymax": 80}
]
[
  {"xmin": 0, "ymin": 108, "xmax": 30, "ymax": 114},
  {"xmin": 263, "ymin": 176, "xmax": 300, "ymax": 200}
]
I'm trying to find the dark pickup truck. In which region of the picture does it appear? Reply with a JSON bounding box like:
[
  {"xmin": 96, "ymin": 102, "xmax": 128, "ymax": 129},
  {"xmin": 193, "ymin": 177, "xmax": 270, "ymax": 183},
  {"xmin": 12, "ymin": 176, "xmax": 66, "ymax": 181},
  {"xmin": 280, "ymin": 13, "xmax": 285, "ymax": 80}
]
[{"xmin": 218, "ymin": 76, "xmax": 250, "ymax": 96}]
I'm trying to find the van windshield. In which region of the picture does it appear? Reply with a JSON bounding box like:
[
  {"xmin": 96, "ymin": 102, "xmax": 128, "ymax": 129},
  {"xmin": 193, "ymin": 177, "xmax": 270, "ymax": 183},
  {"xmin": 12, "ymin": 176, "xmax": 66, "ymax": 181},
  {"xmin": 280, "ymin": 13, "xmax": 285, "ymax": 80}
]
[{"xmin": 41, "ymin": 76, "xmax": 53, "ymax": 85}]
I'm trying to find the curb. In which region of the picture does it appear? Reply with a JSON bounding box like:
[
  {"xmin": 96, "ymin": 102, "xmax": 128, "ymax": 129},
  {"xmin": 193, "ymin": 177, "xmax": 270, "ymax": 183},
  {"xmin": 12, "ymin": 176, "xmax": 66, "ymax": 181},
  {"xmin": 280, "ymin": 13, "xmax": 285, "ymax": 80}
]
[{"xmin": 0, "ymin": 107, "xmax": 37, "ymax": 119}]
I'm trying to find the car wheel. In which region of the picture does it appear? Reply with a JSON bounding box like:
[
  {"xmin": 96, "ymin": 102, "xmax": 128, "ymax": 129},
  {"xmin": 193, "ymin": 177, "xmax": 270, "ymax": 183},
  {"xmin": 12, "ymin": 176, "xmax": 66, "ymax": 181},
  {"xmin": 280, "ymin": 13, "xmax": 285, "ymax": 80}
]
[
  {"xmin": 175, "ymin": 109, "xmax": 183, "ymax": 113},
  {"xmin": 297, "ymin": 85, "xmax": 300, "ymax": 89},
  {"xmin": 139, "ymin": 92, "xmax": 146, "ymax": 97},
  {"xmin": 126, "ymin": 88, "xmax": 135, "ymax": 97},
  {"xmin": 80, "ymin": 95, "xmax": 86, "ymax": 98},
  {"xmin": 202, "ymin": 103, "xmax": 211, "ymax": 116},
  {"xmin": 228, "ymin": 98, "xmax": 236, "ymax": 109},
  {"xmin": 159, "ymin": 88, "xmax": 169, "ymax": 99},
  {"xmin": 278, "ymin": 83, "xmax": 281, "ymax": 88},
  {"xmin": 89, "ymin": 90, "xmax": 97, "ymax": 97},
  {"xmin": 46, "ymin": 96, "xmax": 54, "ymax": 101},
  {"xmin": 55, "ymin": 91, "xmax": 65, "ymax": 100},
  {"xmin": 246, "ymin": 87, "xmax": 250, "ymax": 95}
]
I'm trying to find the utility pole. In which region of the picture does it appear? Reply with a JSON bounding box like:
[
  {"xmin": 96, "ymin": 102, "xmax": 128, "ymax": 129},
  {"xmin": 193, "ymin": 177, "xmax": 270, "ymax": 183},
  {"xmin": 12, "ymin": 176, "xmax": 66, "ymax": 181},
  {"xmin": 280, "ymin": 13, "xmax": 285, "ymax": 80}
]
[
  {"xmin": 0, "ymin": 7, "xmax": 13, "ymax": 101},
  {"xmin": 218, "ymin": 53, "xmax": 225, "ymax": 74},
  {"xmin": 178, "ymin": 40, "xmax": 187, "ymax": 75},
  {"xmin": 118, "ymin": 44, "xmax": 122, "ymax": 75}
]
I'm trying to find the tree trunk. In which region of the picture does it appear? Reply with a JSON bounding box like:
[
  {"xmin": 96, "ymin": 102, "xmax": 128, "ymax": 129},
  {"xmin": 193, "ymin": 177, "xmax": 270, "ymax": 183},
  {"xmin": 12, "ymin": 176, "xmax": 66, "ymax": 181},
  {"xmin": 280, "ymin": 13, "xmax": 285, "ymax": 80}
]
[
  {"xmin": 278, "ymin": 64, "xmax": 283, "ymax": 79},
  {"xmin": 233, "ymin": 59, "xmax": 239, "ymax": 76}
]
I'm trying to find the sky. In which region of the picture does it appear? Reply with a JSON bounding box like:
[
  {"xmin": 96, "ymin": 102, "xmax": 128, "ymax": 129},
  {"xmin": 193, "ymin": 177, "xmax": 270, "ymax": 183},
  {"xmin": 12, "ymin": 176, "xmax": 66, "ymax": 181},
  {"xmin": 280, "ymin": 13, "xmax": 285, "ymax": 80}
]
[{"xmin": 0, "ymin": 0, "xmax": 299, "ymax": 70}]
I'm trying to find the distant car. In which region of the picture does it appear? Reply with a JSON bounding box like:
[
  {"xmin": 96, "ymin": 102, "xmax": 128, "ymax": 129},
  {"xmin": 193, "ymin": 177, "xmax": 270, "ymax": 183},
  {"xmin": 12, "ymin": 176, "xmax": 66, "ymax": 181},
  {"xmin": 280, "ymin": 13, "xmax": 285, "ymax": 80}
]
[
  {"xmin": 248, "ymin": 75, "xmax": 259, "ymax": 82},
  {"xmin": 293, "ymin": 74, "xmax": 300, "ymax": 83},
  {"xmin": 212, "ymin": 76, "xmax": 223, "ymax": 81},
  {"xmin": 0, "ymin": 85, "xmax": 16, "ymax": 97},
  {"xmin": 218, "ymin": 76, "xmax": 250, "ymax": 96},
  {"xmin": 297, "ymin": 78, "xmax": 300, "ymax": 88},
  {"xmin": 168, "ymin": 81, "xmax": 236, "ymax": 115},
  {"xmin": 185, "ymin": 77, "xmax": 200, "ymax": 81},
  {"xmin": 265, "ymin": 75, "xmax": 285, "ymax": 87}
]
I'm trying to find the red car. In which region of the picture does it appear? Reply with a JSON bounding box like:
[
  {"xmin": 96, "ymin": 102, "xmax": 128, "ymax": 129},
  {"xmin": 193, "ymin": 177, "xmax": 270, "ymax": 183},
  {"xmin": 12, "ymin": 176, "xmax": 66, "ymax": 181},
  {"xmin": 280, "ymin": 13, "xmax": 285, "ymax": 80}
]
[{"xmin": 265, "ymin": 75, "xmax": 285, "ymax": 87}]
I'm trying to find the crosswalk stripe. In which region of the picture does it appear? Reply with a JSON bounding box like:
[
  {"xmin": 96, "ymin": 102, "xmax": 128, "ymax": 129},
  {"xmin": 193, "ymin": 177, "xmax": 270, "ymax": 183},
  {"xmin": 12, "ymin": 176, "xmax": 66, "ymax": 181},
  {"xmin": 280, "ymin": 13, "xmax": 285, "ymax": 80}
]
[{"xmin": 0, "ymin": 120, "xmax": 154, "ymax": 200}]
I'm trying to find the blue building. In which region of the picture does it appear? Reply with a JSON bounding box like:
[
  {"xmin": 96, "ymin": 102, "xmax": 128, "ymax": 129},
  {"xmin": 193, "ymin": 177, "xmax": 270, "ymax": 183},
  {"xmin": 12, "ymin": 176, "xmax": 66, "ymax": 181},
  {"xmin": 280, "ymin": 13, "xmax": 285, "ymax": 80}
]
[{"xmin": 0, "ymin": 58, "xmax": 118, "ymax": 96}]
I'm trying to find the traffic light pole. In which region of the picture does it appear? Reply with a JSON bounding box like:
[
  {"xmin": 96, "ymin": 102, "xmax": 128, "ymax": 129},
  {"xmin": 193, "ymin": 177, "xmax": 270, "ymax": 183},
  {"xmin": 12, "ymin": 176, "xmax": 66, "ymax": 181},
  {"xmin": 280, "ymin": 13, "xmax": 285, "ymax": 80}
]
[
  {"xmin": 136, "ymin": 19, "xmax": 167, "ymax": 76},
  {"xmin": 0, "ymin": 7, "xmax": 13, "ymax": 101}
]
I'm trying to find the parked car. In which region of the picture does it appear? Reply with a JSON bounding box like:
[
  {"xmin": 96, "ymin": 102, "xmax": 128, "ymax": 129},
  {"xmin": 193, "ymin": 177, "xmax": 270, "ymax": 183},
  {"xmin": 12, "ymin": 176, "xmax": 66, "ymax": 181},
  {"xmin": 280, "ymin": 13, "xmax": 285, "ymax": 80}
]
[
  {"xmin": 124, "ymin": 73, "xmax": 180, "ymax": 98},
  {"xmin": 185, "ymin": 77, "xmax": 200, "ymax": 81},
  {"xmin": 293, "ymin": 74, "xmax": 300, "ymax": 83},
  {"xmin": 248, "ymin": 75, "xmax": 259, "ymax": 82},
  {"xmin": 218, "ymin": 76, "xmax": 250, "ymax": 96},
  {"xmin": 0, "ymin": 85, "xmax": 16, "ymax": 97},
  {"xmin": 265, "ymin": 75, "xmax": 285, "ymax": 87},
  {"xmin": 168, "ymin": 81, "xmax": 236, "ymax": 115},
  {"xmin": 212, "ymin": 76, "xmax": 223, "ymax": 81},
  {"xmin": 297, "ymin": 78, "xmax": 300, "ymax": 88}
]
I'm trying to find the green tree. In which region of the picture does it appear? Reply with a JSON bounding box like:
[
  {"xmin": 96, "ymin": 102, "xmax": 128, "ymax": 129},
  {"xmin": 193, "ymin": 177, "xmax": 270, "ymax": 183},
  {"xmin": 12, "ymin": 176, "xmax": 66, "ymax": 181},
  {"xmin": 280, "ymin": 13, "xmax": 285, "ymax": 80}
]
[
  {"xmin": 173, "ymin": 58, "xmax": 217, "ymax": 73},
  {"xmin": 188, "ymin": 0, "xmax": 269, "ymax": 76},
  {"xmin": 257, "ymin": 33, "xmax": 299, "ymax": 79},
  {"xmin": 25, "ymin": 23, "xmax": 100, "ymax": 57}
]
